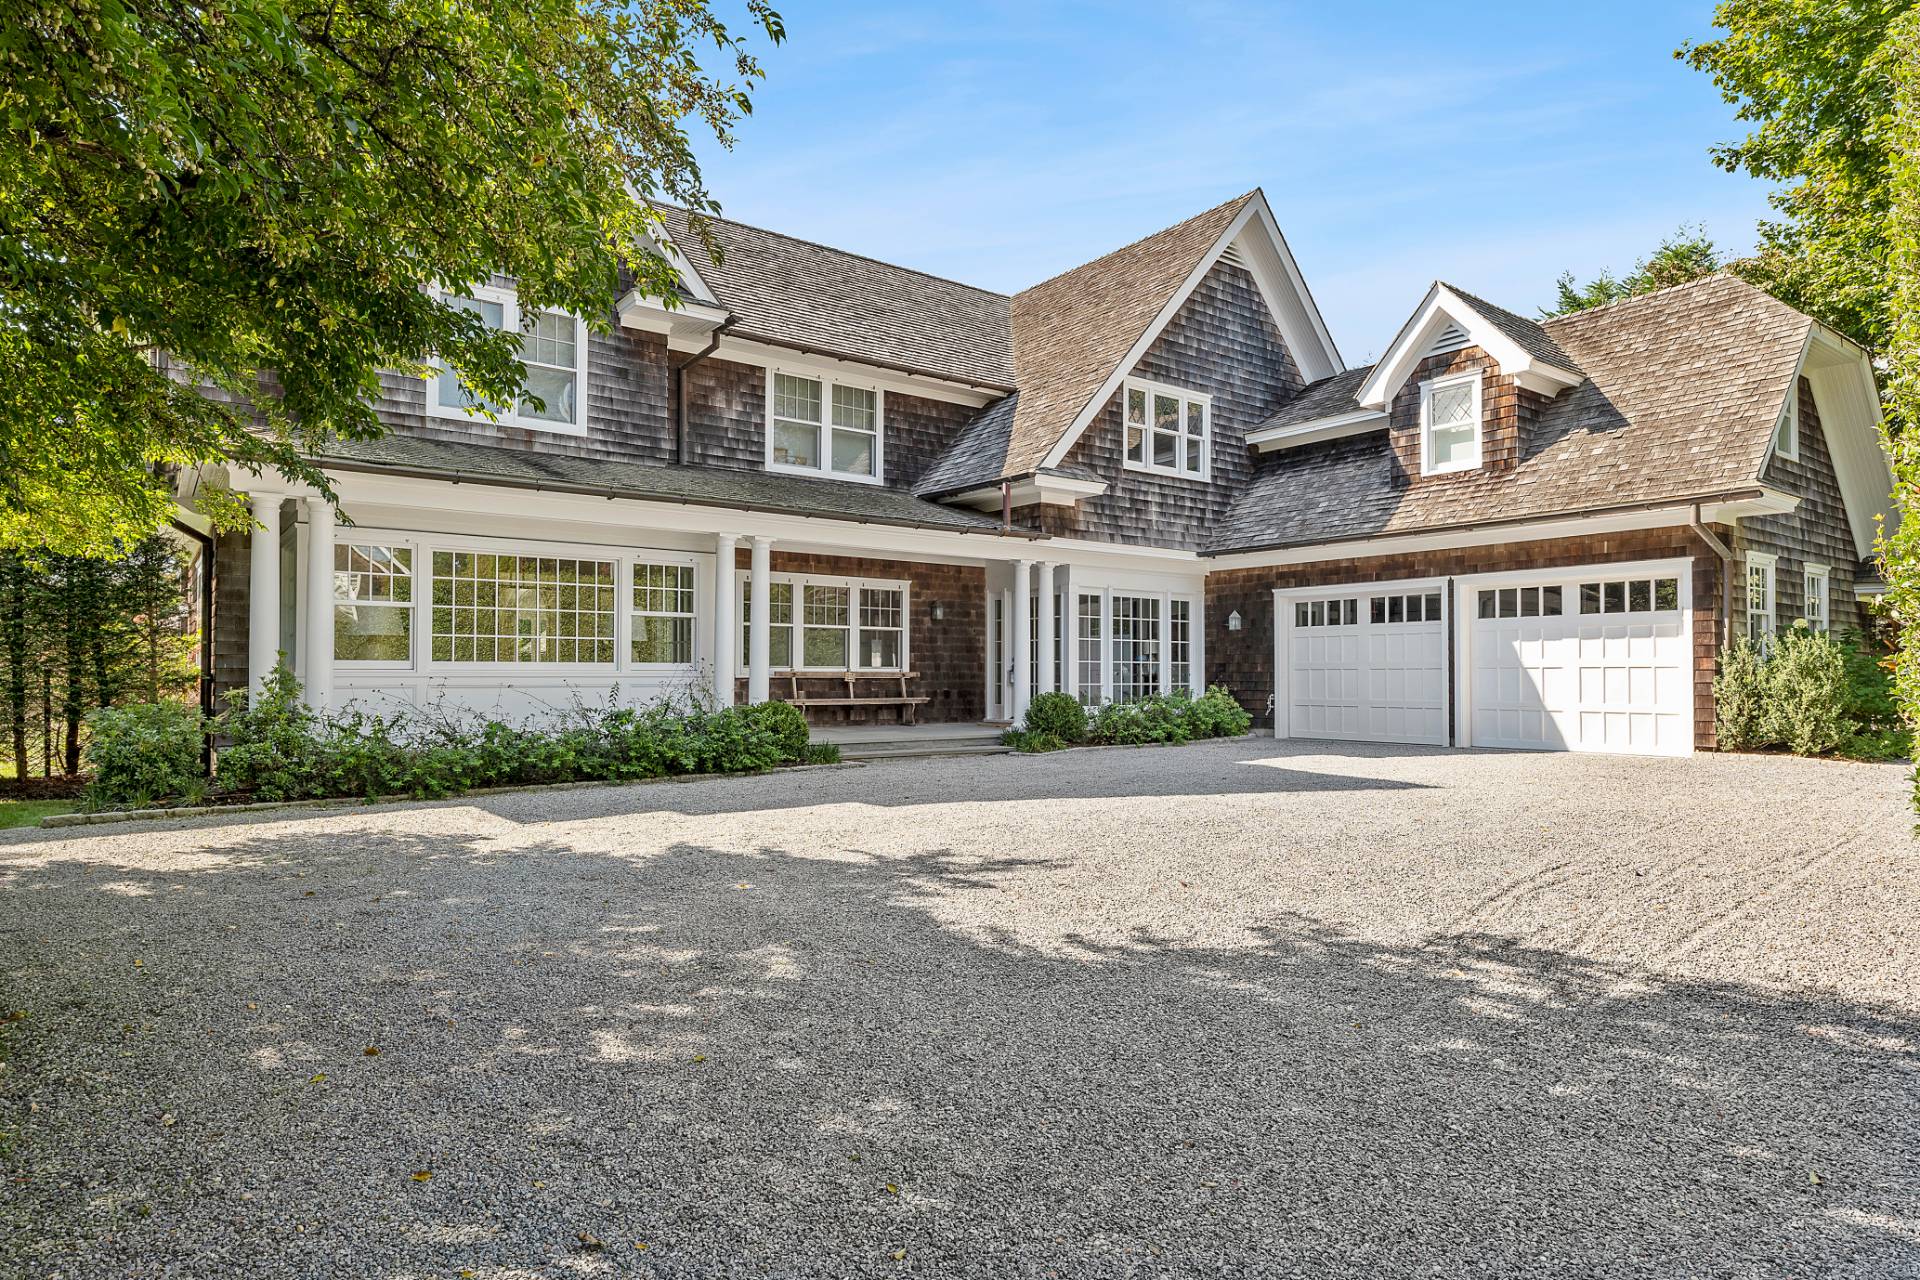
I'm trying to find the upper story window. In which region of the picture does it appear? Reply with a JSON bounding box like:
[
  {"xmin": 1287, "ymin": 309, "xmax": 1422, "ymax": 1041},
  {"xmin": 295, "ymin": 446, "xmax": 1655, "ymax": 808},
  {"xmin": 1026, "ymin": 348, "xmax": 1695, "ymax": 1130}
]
[
  {"xmin": 1774, "ymin": 392, "xmax": 1800, "ymax": 460},
  {"xmin": 431, "ymin": 285, "xmax": 587, "ymax": 436},
  {"xmin": 1420, "ymin": 370, "xmax": 1482, "ymax": 475},
  {"xmin": 767, "ymin": 369, "xmax": 884, "ymax": 484},
  {"xmin": 1122, "ymin": 377, "xmax": 1210, "ymax": 480}
]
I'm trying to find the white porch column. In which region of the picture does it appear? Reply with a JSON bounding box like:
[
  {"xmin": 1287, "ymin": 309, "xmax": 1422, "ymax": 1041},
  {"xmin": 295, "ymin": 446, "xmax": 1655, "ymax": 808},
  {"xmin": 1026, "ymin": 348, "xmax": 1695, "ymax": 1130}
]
[
  {"xmin": 711, "ymin": 534, "xmax": 738, "ymax": 707},
  {"xmin": 747, "ymin": 536, "xmax": 773, "ymax": 704},
  {"xmin": 1035, "ymin": 562, "xmax": 1056, "ymax": 696},
  {"xmin": 302, "ymin": 496, "xmax": 334, "ymax": 711},
  {"xmin": 1011, "ymin": 559, "xmax": 1033, "ymax": 724},
  {"xmin": 247, "ymin": 492, "xmax": 283, "ymax": 693}
]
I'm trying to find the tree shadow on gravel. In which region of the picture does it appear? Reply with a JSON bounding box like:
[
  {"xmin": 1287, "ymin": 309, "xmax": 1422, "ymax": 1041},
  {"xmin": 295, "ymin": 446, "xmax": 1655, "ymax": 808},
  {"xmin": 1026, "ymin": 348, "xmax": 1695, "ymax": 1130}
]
[{"xmin": 2, "ymin": 827, "xmax": 1915, "ymax": 1279}]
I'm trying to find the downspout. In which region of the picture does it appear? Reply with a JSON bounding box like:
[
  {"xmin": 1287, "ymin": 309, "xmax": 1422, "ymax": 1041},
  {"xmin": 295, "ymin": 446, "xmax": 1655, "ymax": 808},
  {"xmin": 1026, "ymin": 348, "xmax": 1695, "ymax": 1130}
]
[
  {"xmin": 169, "ymin": 516, "xmax": 216, "ymax": 775},
  {"xmin": 1689, "ymin": 502, "xmax": 1734, "ymax": 648},
  {"xmin": 1001, "ymin": 480, "xmax": 1011, "ymax": 532},
  {"xmin": 670, "ymin": 318, "xmax": 736, "ymax": 465}
]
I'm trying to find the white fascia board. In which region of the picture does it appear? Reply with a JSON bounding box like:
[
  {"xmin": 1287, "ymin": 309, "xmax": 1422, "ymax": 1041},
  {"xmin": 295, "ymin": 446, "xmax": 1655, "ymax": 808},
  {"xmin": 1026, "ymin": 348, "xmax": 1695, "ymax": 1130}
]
[
  {"xmin": 1202, "ymin": 501, "xmax": 1768, "ymax": 572},
  {"xmin": 1356, "ymin": 284, "xmax": 1580, "ymax": 410},
  {"xmin": 695, "ymin": 335, "xmax": 1001, "ymax": 409},
  {"xmin": 1038, "ymin": 193, "xmax": 1344, "ymax": 472},
  {"xmin": 1799, "ymin": 330, "xmax": 1896, "ymax": 558},
  {"xmin": 1239, "ymin": 195, "xmax": 1344, "ymax": 382},
  {"xmin": 1246, "ymin": 408, "xmax": 1389, "ymax": 452},
  {"xmin": 633, "ymin": 209, "xmax": 721, "ymax": 305},
  {"xmin": 947, "ymin": 475, "xmax": 1109, "ymax": 510}
]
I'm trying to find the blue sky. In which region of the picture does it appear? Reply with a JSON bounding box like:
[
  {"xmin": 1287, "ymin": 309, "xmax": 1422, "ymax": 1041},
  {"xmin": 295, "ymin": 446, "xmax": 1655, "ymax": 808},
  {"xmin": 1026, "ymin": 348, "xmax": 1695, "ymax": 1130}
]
[{"xmin": 692, "ymin": 1, "xmax": 1776, "ymax": 364}]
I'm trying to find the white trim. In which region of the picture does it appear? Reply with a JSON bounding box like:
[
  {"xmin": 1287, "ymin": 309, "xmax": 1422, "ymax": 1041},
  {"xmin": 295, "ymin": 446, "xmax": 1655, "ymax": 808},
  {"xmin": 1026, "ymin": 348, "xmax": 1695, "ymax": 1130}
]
[
  {"xmin": 946, "ymin": 474, "xmax": 1109, "ymax": 510},
  {"xmin": 1773, "ymin": 392, "xmax": 1800, "ymax": 461},
  {"xmin": 1797, "ymin": 328, "xmax": 1897, "ymax": 558},
  {"xmin": 1246, "ymin": 408, "xmax": 1389, "ymax": 452},
  {"xmin": 1037, "ymin": 192, "xmax": 1342, "ymax": 472},
  {"xmin": 1120, "ymin": 376, "xmax": 1212, "ymax": 481},
  {"xmin": 1745, "ymin": 550, "xmax": 1778, "ymax": 643},
  {"xmin": 614, "ymin": 325, "xmax": 1001, "ymax": 408},
  {"xmin": 765, "ymin": 366, "xmax": 886, "ymax": 486},
  {"xmin": 1419, "ymin": 370, "xmax": 1483, "ymax": 476},
  {"xmin": 730, "ymin": 569, "xmax": 912, "ymax": 676},
  {"xmin": 427, "ymin": 283, "xmax": 589, "ymax": 437},
  {"xmin": 1355, "ymin": 283, "xmax": 1582, "ymax": 413},
  {"xmin": 1803, "ymin": 562, "xmax": 1830, "ymax": 631},
  {"xmin": 1272, "ymin": 576, "xmax": 1451, "ymax": 746}
]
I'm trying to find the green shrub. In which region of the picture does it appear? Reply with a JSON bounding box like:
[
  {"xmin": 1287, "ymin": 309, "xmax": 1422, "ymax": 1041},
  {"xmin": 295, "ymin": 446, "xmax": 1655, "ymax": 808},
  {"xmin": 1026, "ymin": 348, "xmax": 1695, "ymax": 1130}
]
[
  {"xmin": 1089, "ymin": 696, "xmax": 1189, "ymax": 746},
  {"xmin": 83, "ymin": 701, "xmax": 207, "ymax": 809},
  {"xmin": 1715, "ymin": 639, "xmax": 1771, "ymax": 750},
  {"xmin": 1023, "ymin": 692, "xmax": 1088, "ymax": 743},
  {"xmin": 742, "ymin": 700, "xmax": 811, "ymax": 761},
  {"xmin": 1002, "ymin": 728, "xmax": 1066, "ymax": 753},
  {"xmin": 1187, "ymin": 685, "xmax": 1254, "ymax": 739},
  {"xmin": 215, "ymin": 662, "xmax": 325, "ymax": 801},
  {"xmin": 1839, "ymin": 728, "xmax": 1913, "ymax": 762},
  {"xmin": 1763, "ymin": 625, "xmax": 1850, "ymax": 756},
  {"xmin": 1839, "ymin": 627, "xmax": 1903, "ymax": 732},
  {"xmin": 802, "ymin": 741, "xmax": 842, "ymax": 765}
]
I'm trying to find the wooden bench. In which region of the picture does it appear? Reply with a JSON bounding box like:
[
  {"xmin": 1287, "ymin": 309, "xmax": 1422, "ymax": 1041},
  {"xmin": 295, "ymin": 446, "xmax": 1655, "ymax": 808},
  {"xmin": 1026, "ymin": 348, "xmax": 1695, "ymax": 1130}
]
[{"xmin": 782, "ymin": 670, "xmax": 931, "ymax": 725}]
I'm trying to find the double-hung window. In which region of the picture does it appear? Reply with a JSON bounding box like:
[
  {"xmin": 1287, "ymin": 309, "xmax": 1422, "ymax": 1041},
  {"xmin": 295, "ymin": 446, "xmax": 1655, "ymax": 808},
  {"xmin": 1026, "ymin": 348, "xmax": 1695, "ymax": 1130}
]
[
  {"xmin": 1804, "ymin": 564, "xmax": 1829, "ymax": 631},
  {"xmin": 740, "ymin": 581, "xmax": 795, "ymax": 669},
  {"xmin": 631, "ymin": 563, "xmax": 696, "ymax": 666},
  {"xmin": 858, "ymin": 587, "xmax": 905, "ymax": 669},
  {"xmin": 1746, "ymin": 552, "xmax": 1777, "ymax": 645},
  {"xmin": 1421, "ymin": 371, "xmax": 1482, "ymax": 474},
  {"xmin": 1122, "ymin": 377, "xmax": 1210, "ymax": 480},
  {"xmin": 333, "ymin": 545, "xmax": 415, "ymax": 663},
  {"xmin": 768, "ymin": 370, "xmax": 883, "ymax": 482},
  {"xmin": 739, "ymin": 574, "xmax": 908, "ymax": 672},
  {"xmin": 432, "ymin": 285, "xmax": 587, "ymax": 435}
]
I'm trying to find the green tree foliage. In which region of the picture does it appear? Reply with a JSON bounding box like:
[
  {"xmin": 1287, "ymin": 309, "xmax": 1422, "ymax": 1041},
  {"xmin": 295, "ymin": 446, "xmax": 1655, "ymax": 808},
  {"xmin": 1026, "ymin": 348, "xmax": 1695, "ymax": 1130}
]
[
  {"xmin": 0, "ymin": 536, "xmax": 198, "ymax": 779},
  {"xmin": 0, "ymin": 0, "xmax": 782, "ymax": 556},
  {"xmin": 1681, "ymin": 0, "xmax": 1916, "ymax": 352},
  {"xmin": 1545, "ymin": 226, "xmax": 1723, "ymax": 317},
  {"xmin": 1879, "ymin": 8, "xmax": 1920, "ymax": 797}
]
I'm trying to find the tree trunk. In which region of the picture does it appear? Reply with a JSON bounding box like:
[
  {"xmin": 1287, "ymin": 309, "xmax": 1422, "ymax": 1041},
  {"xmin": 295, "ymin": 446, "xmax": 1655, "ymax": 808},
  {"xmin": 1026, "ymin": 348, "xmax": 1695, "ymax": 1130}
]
[
  {"xmin": 1, "ymin": 558, "xmax": 28, "ymax": 780},
  {"xmin": 41, "ymin": 667, "xmax": 52, "ymax": 779},
  {"xmin": 62, "ymin": 574, "xmax": 83, "ymax": 775}
]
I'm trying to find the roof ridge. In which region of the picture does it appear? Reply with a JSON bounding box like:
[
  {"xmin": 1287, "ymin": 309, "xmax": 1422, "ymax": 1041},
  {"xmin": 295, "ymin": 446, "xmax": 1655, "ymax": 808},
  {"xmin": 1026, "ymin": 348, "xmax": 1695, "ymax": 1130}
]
[
  {"xmin": 1538, "ymin": 271, "xmax": 1749, "ymax": 329},
  {"xmin": 1013, "ymin": 190, "xmax": 1258, "ymax": 299},
  {"xmin": 650, "ymin": 201, "xmax": 1011, "ymax": 301}
]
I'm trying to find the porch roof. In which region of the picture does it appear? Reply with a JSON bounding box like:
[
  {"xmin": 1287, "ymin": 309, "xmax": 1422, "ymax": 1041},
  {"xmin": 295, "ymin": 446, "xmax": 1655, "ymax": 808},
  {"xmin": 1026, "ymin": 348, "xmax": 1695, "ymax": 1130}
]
[{"xmin": 316, "ymin": 436, "xmax": 1040, "ymax": 539}]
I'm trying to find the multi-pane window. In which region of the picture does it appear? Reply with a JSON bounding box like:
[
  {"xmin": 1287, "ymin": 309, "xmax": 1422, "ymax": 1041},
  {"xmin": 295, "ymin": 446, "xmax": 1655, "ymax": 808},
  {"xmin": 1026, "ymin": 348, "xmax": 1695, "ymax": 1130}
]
[
  {"xmin": 1373, "ymin": 592, "xmax": 1444, "ymax": 624},
  {"xmin": 1421, "ymin": 371, "xmax": 1481, "ymax": 474},
  {"xmin": 1476, "ymin": 586, "xmax": 1564, "ymax": 620},
  {"xmin": 1294, "ymin": 598, "xmax": 1359, "ymax": 627},
  {"xmin": 857, "ymin": 587, "xmax": 905, "ymax": 669},
  {"xmin": 1169, "ymin": 599, "xmax": 1192, "ymax": 692},
  {"xmin": 433, "ymin": 288, "xmax": 584, "ymax": 433},
  {"xmin": 1577, "ymin": 576, "xmax": 1680, "ymax": 615},
  {"xmin": 1804, "ymin": 565, "xmax": 1829, "ymax": 631},
  {"xmin": 1110, "ymin": 594, "xmax": 1162, "ymax": 702},
  {"xmin": 429, "ymin": 551, "xmax": 615, "ymax": 663},
  {"xmin": 333, "ymin": 545, "xmax": 413, "ymax": 662},
  {"xmin": 1075, "ymin": 593, "xmax": 1103, "ymax": 706},
  {"xmin": 631, "ymin": 563, "xmax": 695, "ymax": 665},
  {"xmin": 768, "ymin": 371, "xmax": 883, "ymax": 481},
  {"xmin": 992, "ymin": 596, "xmax": 1006, "ymax": 712},
  {"xmin": 1122, "ymin": 377, "xmax": 1209, "ymax": 480},
  {"xmin": 740, "ymin": 581, "xmax": 795, "ymax": 669},
  {"xmin": 1746, "ymin": 555, "xmax": 1776, "ymax": 644},
  {"xmin": 802, "ymin": 585, "xmax": 851, "ymax": 667},
  {"xmin": 1028, "ymin": 593, "xmax": 1065, "ymax": 692}
]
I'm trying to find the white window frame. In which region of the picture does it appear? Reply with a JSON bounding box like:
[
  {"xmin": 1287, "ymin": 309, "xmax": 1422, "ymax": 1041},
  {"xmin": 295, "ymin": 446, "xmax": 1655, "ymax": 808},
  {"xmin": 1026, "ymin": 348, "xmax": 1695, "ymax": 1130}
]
[
  {"xmin": 764, "ymin": 367, "xmax": 886, "ymax": 485},
  {"xmin": 1419, "ymin": 370, "xmax": 1483, "ymax": 476},
  {"xmin": 427, "ymin": 282, "xmax": 589, "ymax": 437},
  {"xmin": 735, "ymin": 571, "xmax": 911, "ymax": 673},
  {"xmin": 332, "ymin": 543, "xmax": 418, "ymax": 668},
  {"xmin": 630, "ymin": 561, "xmax": 699, "ymax": 669},
  {"xmin": 1746, "ymin": 551, "xmax": 1777, "ymax": 644},
  {"xmin": 1121, "ymin": 376, "xmax": 1212, "ymax": 482},
  {"xmin": 1069, "ymin": 586, "xmax": 1204, "ymax": 705},
  {"xmin": 1774, "ymin": 393, "xmax": 1800, "ymax": 461},
  {"xmin": 1803, "ymin": 563, "xmax": 1830, "ymax": 631}
]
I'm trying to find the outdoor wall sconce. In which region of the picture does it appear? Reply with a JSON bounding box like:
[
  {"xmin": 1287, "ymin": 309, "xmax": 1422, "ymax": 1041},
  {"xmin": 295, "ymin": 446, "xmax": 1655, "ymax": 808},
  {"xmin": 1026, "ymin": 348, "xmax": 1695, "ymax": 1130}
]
[
  {"xmin": 1226, "ymin": 610, "xmax": 1243, "ymax": 632},
  {"xmin": 932, "ymin": 602, "xmax": 945, "ymax": 620}
]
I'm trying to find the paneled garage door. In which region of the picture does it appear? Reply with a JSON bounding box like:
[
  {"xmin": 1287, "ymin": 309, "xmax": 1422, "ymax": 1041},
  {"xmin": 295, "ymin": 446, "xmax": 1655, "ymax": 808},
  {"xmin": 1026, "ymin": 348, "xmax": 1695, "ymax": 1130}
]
[
  {"xmin": 1463, "ymin": 564, "xmax": 1693, "ymax": 756},
  {"xmin": 1278, "ymin": 583, "xmax": 1448, "ymax": 746}
]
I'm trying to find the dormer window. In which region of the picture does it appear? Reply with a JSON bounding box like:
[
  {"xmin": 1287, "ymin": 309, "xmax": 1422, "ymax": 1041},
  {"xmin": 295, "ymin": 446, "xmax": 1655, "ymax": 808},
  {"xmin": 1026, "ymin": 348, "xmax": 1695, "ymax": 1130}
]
[
  {"xmin": 767, "ymin": 369, "xmax": 884, "ymax": 484},
  {"xmin": 1123, "ymin": 377, "xmax": 1210, "ymax": 480},
  {"xmin": 1420, "ymin": 370, "xmax": 1482, "ymax": 475},
  {"xmin": 431, "ymin": 285, "xmax": 587, "ymax": 436}
]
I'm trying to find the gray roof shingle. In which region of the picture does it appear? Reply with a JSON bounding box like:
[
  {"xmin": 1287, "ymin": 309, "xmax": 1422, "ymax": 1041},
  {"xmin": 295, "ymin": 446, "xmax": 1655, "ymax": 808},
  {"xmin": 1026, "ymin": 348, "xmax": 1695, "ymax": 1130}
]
[
  {"xmin": 1444, "ymin": 283, "xmax": 1583, "ymax": 374},
  {"xmin": 1209, "ymin": 274, "xmax": 1810, "ymax": 553},
  {"xmin": 1256, "ymin": 365, "xmax": 1376, "ymax": 431},
  {"xmin": 650, "ymin": 205, "xmax": 1014, "ymax": 390},
  {"xmin": 317, "ymin": 436, "xmax": 1032, "ymax": 538}
]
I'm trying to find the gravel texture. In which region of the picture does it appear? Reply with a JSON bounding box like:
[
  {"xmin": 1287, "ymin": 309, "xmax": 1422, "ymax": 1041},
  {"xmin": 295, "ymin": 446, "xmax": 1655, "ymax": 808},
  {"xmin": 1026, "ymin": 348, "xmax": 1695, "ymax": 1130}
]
[{"xmin": 2, "ymin": 739, "xmax": 1916, "ymax": 1279}]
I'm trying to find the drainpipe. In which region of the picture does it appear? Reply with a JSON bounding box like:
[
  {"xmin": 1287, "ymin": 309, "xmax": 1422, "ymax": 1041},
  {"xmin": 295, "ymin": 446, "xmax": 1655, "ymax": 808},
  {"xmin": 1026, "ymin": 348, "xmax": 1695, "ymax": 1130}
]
[
  {"xmin": 1001, "ymin": 480, "xmax": 1012, "ymax": 532},
  {"xmin": 1689, "ymin": 502, "xmax": 1734, "ymax": 648},
  {"xmin": 670, "ymin": 318, "xmax": 735, "ymax": 465},
  {"xmin": 169, "ymin": 516, "xmax": 216, "ymax": 775}
]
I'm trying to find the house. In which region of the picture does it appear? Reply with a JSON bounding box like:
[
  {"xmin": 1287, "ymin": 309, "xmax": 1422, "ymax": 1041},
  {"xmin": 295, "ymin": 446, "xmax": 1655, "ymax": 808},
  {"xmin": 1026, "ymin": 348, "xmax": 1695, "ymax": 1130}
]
[{"xmin": 188, "ymin": 189, "xmax": 1895, "ymax": 757}]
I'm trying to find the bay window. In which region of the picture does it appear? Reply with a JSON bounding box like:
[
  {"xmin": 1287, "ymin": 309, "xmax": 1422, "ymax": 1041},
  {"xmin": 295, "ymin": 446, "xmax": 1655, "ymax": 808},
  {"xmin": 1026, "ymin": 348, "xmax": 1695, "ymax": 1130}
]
[
  {"xmin": 432, "ymin": 285, "xmax": 587, "ymax": 435},
  {"xmin": 333, "ymin": 545, "xmax": 414, "ymax": 663},
  {"xmin": 1122, "ymin": 377, "xmax": 1210, "ymax": 480},
  {"xmin": 768, "ymin": 369, "xmax": 883, "ymax": 482}
]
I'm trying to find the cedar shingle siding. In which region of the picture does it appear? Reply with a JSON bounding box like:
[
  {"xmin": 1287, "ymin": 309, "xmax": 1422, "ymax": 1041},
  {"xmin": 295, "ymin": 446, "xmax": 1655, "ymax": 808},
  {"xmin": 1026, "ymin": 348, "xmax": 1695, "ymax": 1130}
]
[{"xmin": 1737, "ymin": 377, "xmax": 1866, "ymax": 634}]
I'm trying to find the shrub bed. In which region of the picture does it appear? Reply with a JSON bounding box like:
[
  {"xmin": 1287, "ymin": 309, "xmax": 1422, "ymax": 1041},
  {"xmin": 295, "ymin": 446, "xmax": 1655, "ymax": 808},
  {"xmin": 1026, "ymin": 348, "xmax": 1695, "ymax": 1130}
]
[
  {"xmin": 82, "ymin": 664, "xmax": 837, "ymax": 812},
  {"xmin": 1005, "ymin": 685, "xmax": 1252, "ymax": 752},
  {"xmin": 1714, "ymin": 624, "xmax": 1911, "ymax": 761}
]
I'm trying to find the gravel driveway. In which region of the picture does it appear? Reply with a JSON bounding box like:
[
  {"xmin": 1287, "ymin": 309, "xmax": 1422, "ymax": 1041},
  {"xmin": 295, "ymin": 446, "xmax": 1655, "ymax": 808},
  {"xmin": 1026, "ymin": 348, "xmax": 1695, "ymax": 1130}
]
[{"xmin": 3, "ymin": 739, "xmax": 1917, "ymax": 1279}]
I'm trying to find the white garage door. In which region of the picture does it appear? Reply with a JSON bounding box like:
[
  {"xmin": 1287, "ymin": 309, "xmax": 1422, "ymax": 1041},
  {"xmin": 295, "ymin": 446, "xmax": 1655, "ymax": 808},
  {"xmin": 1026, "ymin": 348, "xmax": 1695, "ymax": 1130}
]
[
  {"xmin": 1279, "ymin": 584, "xmax": 1448, "ymax": 746},
  {"xmin": 1464, "ymin": 565, "xmax": 1693, "ymax": 756}
]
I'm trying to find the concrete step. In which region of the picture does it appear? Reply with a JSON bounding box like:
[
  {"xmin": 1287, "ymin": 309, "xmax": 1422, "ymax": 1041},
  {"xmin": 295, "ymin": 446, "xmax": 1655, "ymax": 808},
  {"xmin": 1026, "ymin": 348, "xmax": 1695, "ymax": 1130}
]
[{"xmin": 837, "ymin": 740, "xmax": 1013, "ymax": 761}]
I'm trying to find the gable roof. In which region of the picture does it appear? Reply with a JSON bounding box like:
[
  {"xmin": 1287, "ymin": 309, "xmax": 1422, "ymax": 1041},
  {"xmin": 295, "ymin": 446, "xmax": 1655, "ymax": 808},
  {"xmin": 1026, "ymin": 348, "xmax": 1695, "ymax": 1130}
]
[
  {"xmin": 1442, "ymin": 284, "xmax": 1582, "ymax": 374},
  {"xmin": 1355, "ymin": 282, "xmax": 1583, "ymax": 410},
  {"xmin": 1211, "ymin": 274, "xmax": 1820, "ymax": 553},
  {"xmin": 649, "ymin": 204, "xmax": 1015, "ymax": 390}
]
